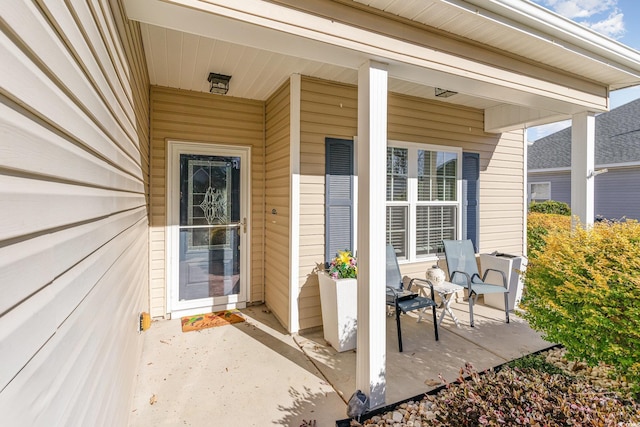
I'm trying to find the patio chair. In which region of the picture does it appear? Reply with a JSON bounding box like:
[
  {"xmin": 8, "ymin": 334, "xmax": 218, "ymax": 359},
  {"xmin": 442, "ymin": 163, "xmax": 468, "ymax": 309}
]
[
  {"xmin": 386, "ymin": 245, "xmax": 439, "ymax": 352},
  {"xmin": 442, "ymin": 239, "xmax": 509, "ymax": 327}
]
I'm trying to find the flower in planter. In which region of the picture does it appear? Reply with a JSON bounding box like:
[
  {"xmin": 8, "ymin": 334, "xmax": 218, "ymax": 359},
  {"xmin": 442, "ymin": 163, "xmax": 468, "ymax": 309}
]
[{"xmin": 328, "ymin": 250, "xmax": 357, "ymax": 279}]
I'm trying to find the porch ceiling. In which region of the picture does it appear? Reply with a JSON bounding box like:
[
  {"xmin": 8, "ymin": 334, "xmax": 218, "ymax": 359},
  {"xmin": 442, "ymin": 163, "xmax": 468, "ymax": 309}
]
[
  {"xmin": 139, "ymin": 23, "xmax": 498, "ymax": 110},
  {"xmin": 125, "ymin": 0, "xmax": 640, "ymax": 131}
]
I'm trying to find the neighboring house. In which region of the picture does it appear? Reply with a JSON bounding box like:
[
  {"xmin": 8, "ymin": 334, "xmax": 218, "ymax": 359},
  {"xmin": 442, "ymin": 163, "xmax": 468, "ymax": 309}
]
[
  {"xmin": 3, "ymin": 0, "xmax": 640, "ymax": 423},
  {"xmin": 529, "ymin": 99, "xmax": 640, "ymax": 220}
]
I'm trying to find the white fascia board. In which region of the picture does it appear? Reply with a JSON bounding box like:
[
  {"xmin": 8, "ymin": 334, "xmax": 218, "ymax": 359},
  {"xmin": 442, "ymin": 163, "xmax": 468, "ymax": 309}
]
[
  {"xmin": 529, "ymin": 162, "xmax": 640, "ymax": 174},
  {"xmin": 452, "ymin": 0, "xmax": 640, "ymax": 85},
  {"xmin": 529, "ymin": 167, "xmax": 570, "ymax": 174},
  {"xmin": 595, "ymin": 161, "xmax": 640, "ymax": 169},
  {"xmin": 124, "ymin": 0, "xmax": 607, "ymax": 112},
  {"xmin": 485, "ymin": 104, "xmax": 570, "ymax": 133}
]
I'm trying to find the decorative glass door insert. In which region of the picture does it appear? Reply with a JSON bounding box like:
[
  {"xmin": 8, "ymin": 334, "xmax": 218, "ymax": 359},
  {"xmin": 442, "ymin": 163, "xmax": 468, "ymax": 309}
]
[{"xmin": 168, "ymin": 142, "xmax": 249, "ymax": 314}]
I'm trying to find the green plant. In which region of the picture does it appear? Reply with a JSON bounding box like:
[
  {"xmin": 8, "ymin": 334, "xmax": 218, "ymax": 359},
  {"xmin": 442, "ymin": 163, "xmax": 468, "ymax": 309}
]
[
  {"xmin": 521, "ymin": 220, "xmax": 640, "ymax": 396},
  {"xmin": 529, "ymin": 200, "xmax": 571, "ymax": 215},
  {"xmin": 328, "ymin": 250, "xmax": 357, "ymax": 279},
  {"xmin": 527, "ymin": 212, "xmax": 571, "ymax": 259},
  {"xmin": 507, "ymin": 352, "xmax": 567, "ymax": 376}
]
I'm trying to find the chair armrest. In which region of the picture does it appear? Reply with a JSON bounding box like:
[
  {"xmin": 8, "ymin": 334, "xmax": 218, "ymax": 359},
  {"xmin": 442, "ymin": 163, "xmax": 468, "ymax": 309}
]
[
  {"xmin": 449, "ymin": 270, "xmax": 471, "ymax": 290},
  {"xmin": 481, "ymin": 268, "xmax": 507, "ymax": 288},
  {"xmin": 386, "ymin": 285, "xmax": 400, "ymax": 295},
  {"xmin": 386, "ymin": 286, "xmax": 400, "ymax": 303},
  {"xmin": 408, "ymin": 278, "xmax": 436, "ymax": 301}
]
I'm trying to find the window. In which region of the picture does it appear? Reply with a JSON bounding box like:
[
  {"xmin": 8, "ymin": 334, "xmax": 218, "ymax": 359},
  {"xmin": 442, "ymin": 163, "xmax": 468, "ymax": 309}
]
[
  {"xmin": 387, "ymin": 142, "xmax": 462, "ymax": 261},
  {"xmin": 529, "ymin": 182, "xmax": 550, "ymax": 202},
  {"xmin": 325, "ymin": 138, "xmax": 354, "ymax": 263}
]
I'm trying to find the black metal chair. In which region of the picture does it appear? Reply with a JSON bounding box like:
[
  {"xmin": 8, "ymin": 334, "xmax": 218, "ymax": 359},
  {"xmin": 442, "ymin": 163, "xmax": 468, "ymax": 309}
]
[
  {"xmin": 385, "ymin": 245, "xmax": 439, "ymax": 352},
  {"xmin": 442, "ymin": 239, "xmax": 510, "ymax": 327}
]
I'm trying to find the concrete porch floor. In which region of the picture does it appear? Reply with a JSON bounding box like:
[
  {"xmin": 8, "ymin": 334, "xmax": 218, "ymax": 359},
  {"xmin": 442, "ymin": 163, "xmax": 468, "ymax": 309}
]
[{"xmin": 129, "ymin": 300, "xmax": 551, "ymax": 426}]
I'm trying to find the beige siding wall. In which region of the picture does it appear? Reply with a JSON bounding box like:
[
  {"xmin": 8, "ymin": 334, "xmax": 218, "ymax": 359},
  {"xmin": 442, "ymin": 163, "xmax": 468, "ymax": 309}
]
[
  {"xmin": 264, "ymin": 81, "xmax": 292, "ymax": 329},
  {"xmin": 0, "ymin": 0, "xmax": 150, "ymax": 425},
  {"xmin": 149, "ymin": 87, "xmax": 265, "ymax": 317},
  {"xmin": 297, "ymin": 77, "xmax": 524, "ymax": 329},
  {"xmin": 387, "ymin": 93, "xmax": 525, "ymax": 264},
  {"xmin": 478, "ymin": 131, "xmax": 525, "ymax": 254},
  {"xmin": 298, "ymin": 78, "xmax": 358, "ymax": 330}
]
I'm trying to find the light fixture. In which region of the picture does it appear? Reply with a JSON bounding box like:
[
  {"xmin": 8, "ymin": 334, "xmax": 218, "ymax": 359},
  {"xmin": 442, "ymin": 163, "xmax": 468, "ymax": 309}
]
[
  {"xmin": 587, "ymin": 168, "xmax": 608, "ymax": 179},
  {"xmin": 435, "ymin": 87, "xmax": 457, "ymax": 98},
  {"xmin": 208, "ymin": 72, "xmax": 231, "ymax": 95}
]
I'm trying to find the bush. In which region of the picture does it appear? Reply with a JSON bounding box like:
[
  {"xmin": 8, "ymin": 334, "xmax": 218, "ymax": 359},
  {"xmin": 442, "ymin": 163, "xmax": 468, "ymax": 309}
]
[
  {"xmin": 521, "ymin": 220, "xmax": 640, "ymax": 396},
  {"xmin": 527, "ymin": 212, "xmax": 571, "ymax": 259},
  {"xmin": 529, "ymin": 200, "xmax": 571, "ymax": 215}
]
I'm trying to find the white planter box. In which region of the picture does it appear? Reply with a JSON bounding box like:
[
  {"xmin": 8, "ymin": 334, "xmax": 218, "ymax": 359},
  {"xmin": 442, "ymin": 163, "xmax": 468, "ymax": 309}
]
[
  {"xmin": 317, "ymin": 270, "xmax": 357, "ymax": 352},
  {"xmin": 480, "ymin": 253, "xmax": 526, "ymax": 311}
]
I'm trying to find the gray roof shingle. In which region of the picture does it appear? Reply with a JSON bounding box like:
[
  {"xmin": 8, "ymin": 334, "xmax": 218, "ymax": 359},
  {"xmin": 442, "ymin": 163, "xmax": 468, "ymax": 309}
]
[{"xmin": 528, "ymin": 98, "xmax": 640, "ymax": 169}]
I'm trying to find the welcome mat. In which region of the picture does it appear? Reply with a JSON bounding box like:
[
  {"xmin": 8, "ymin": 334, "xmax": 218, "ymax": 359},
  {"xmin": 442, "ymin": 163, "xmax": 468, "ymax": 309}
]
[{"xmin": 181, "ymin": 310, "xmax": 245, "ymax": 333}]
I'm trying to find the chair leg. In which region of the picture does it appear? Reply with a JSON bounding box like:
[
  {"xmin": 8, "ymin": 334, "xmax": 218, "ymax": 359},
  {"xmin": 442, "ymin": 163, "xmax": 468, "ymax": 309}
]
[
  {"xmin": 431, "ymin": 305, "xmax": 439, "ymax": 341},
  {"xmin": 469, "ymin": 294, "xmax": 475, "ymax": 327},
  {"xmin": 395, "ymin": 305, "xmax": 403, "ymax": 352},
  {"xmin": 504, "ymin": 292, "xmax": 510, "ymax": 324}
]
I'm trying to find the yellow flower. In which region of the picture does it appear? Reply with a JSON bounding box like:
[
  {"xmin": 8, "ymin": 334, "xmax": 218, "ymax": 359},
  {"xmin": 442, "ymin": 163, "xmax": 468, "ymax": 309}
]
[{"xmin": 338, "ymin": 250, "xmax": 351, "ymax": 265}]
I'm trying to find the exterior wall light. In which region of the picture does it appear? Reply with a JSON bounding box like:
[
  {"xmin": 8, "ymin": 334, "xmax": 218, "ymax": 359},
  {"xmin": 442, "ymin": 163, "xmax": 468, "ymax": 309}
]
[
  {"xmin": 435, "ymin": 87, "xmax": 457, "ymax": 98},
  {"xmin": 208, "ymin": 72, "xmax": 231, "ymax": 95}
]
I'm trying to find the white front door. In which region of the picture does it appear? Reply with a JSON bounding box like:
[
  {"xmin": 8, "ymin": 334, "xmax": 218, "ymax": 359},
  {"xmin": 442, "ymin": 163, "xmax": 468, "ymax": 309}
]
[{"xmin": 167, "ymin": 141, "xmax": 250, "ymax": 316}]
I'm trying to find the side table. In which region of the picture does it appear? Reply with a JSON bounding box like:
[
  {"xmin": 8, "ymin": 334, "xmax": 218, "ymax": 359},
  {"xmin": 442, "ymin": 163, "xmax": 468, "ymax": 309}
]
[{"xmin": 414, "ymin": 280, "xmax": 464, "ymax": 327}]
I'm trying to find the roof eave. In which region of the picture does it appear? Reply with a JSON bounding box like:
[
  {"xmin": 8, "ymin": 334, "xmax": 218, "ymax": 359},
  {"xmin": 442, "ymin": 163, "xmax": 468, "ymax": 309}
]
[{"xmin": 457, "ymin": 0, "xmax": 640, "ymax": 87}]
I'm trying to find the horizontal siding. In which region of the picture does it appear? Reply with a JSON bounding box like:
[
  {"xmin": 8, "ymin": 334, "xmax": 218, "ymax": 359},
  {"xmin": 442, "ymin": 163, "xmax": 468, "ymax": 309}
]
[
  {"xmin": 389, "ymin": 93, "xmax": 525, "ymax": 254},
  {"xmin": 264, "ymin": 81, "xmax": 292, "ymax": 329},
  {"xmin": 299, "ymin": 78, "xmax": 358, "ymax": 330},
  {"xmin": 297, "ymin": 77, "xmax": 525, "ymax": 330},
  {"xmin": 149, "ymin": 87, "xmax": 266, "ymax": 317},
  {"xmin": 528, "ymin": 171, "xmax": 571, "ymax": 206},
  {"xmin": 529, "ymin": 167, "xmax": 640, "ymax": 220},
  {"xmin": 0, "ymin": 0, "xmax": 150, "ymax": 425},
  {"xmin": 595, "ymin": 168, "xmax": 640, "ymax": 220}
]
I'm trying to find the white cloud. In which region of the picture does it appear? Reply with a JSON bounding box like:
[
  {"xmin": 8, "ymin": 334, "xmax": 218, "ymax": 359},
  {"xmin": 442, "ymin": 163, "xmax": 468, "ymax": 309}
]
[
  {"xmin": 535, "ymin": 0, "xmax": 625, "ymax": 39},
  {"xmin": 541, "ymin": 0, "xmax": 617, "ymax": 19},
  {"xmin": 582, "ymin": 10, "xmax": 625, "ymax": 39}
]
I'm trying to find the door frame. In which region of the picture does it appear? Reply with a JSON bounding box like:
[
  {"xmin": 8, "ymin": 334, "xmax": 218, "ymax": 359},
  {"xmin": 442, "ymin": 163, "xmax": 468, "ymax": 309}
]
[{"xmin": 166, "ymin": 140, "xmax": 251, "ymax": 317}]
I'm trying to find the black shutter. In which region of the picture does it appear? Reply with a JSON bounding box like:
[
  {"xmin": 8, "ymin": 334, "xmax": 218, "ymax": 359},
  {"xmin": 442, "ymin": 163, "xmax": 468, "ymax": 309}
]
[
  {"xmin": 462, "ymin": 152, "xmax": 480, "ymax": 252},
  {"xmin": 325, "ymin": 138, "xmax": 354, "ymax": 264}
]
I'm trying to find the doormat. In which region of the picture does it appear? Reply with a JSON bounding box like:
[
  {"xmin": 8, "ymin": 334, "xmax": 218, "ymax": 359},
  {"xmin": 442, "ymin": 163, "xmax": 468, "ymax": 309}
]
[{"xmin": 181, "ymin": 310, "xmax": 245, "ymax": 333}]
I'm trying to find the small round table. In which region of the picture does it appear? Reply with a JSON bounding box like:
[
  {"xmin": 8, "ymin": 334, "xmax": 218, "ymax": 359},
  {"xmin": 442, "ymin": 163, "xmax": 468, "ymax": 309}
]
[{"xmin": 414, "ymin": 280, "xmax": 464, "ymax": 327}]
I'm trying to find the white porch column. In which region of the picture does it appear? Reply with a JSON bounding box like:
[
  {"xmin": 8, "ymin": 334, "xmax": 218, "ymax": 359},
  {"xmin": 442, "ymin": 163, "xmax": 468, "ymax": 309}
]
[
  {"xmin": 570, "ymin": 111, "xmax": 596, "ymax": 228},
  {"xmin": 356, "ymin": 60, "xmax": 388, "ymax": 409}
]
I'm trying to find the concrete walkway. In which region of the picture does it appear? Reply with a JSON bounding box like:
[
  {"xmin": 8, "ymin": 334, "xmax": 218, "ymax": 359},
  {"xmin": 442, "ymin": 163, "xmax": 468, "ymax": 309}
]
[{"xmin": 129, "ymin": 300, "xmax": 551, "ymax": 426}]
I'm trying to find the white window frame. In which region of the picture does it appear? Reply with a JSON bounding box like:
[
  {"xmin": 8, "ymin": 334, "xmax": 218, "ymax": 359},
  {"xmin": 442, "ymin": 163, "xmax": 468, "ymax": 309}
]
[
  {"xmin": 387, "ymin": 140, "xmax": 463, "ymax": 263},
  {"xmin": 529, "ymin": 181, "xmax": 551, "ymax": 203}
]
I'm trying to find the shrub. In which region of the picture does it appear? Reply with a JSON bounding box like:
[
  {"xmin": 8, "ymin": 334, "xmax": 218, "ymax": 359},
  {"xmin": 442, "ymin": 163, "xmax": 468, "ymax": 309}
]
[
  {"xmin": 527, "ymin": 212, "xmax": 571, "ymax": 259},
  {"xmin": 529, "ymin": 200, "xmax": 571, "ymax": 215},
  {"xmin": 521, "ymin": 220, "xmax": 640, "ymax": 396}
]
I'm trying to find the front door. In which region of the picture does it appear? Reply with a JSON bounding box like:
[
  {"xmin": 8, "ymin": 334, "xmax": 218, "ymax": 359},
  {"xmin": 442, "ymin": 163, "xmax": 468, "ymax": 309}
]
[{"xmin": 168, "ymin": 141, "xmax": 250, "ymax": 316}]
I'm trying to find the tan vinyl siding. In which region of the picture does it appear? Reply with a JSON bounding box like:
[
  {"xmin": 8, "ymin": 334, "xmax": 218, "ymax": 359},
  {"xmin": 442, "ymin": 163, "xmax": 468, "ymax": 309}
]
[
  {"xmin": 299, "ymin": 78, "xmax": 358, "ymax": 330},
  {"xmin": 297, "ymin": 77, "xmax": 524, "ymax": 330},
  {"xmin": 388, "ymin": 92, "xmax": 525, "ymax": 259},
  {"xmin": 264, "ymin": 81, "xmax": 292, "ymax": 329},
  {"xmin": 149, "ymin": 87, "xmax": 266, "ymax": 317},
  {"xmin": 479, "ymin": 131, "xmax": 525, "ymax": 254},
  {"xmin": 0, "ymin": 0, "xmax": 150, "ymax": 425}
]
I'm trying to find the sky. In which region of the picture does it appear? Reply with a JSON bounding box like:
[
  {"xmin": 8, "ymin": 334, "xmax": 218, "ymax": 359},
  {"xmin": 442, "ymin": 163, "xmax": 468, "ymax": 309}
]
[{"xmin": 526, "ymin": 0, "xmax": 640, "ymax": 141}]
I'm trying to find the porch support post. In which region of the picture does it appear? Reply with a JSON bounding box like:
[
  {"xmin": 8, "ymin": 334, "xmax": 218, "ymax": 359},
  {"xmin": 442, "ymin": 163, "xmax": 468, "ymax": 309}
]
[
  {"xmin": 570, "ymin": 111, "xmax": 596, "ymax": 228},
  {"xmin": 356, "ymin": 60, "xmax": 388, "ymax": 409}
]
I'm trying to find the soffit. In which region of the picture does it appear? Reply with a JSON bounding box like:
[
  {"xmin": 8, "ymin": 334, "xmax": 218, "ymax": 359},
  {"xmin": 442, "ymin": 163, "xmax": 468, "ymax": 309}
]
[
  {"xmin": 128, "ymin": 0, "xmax": 640, "ymax": 123},
  {"xmin": 140, "ymin": 23, "xmax": 496, "ymax": 108},
  {"xmin": 351, "ymin": 0, "xmax": 640, "ymax": 90}
]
